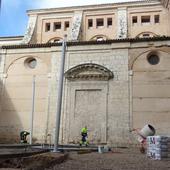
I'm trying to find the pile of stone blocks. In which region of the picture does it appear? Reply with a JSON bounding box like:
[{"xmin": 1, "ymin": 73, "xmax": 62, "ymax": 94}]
[{"xmin": 147, "ymin": 136, "xmax": 170, "ymax": 160}]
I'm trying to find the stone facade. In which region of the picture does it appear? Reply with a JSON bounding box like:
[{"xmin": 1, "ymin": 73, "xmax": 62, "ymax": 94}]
[
  {"xmin": 0, "ymin": 0, "xmax": 170, "ymax": 146},
  {"xmin": 0, "ymin": 42, "xmax": 130, "ymax": 145},
  {"xmin": 161, "ymin": 0, "xmax": 170, "ymax": 8},
  {"xmin": 25, "ymin": 0, "xmax": 169, "ymax": 43}
]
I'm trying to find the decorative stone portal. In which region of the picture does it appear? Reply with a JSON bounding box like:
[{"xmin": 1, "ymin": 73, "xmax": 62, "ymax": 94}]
[
  {"xmin": 65, "ymin": 63, "xmax": 114, "ymax": 81},
  {"xmin": 64, "ymin": 63, "xmax": 113, "ymax": 144}
]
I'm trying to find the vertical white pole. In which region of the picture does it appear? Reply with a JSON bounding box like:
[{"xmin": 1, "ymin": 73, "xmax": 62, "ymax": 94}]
[
  {"xmin": 53, "ymin": 36, "xmax": 67, "ymax": 152},
  {"xmin": 30, "ymin": 75, "xmax": 35, "ymax": 145},
  {"xmin": 129, "ymin": 70, "xmax": 133, "ymax": 131}
]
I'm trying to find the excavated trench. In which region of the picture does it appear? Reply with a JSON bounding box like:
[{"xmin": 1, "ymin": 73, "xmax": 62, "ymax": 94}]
[
  {"xmin": 0, "ymin": 145, "xmax": 68, "ymax": 169},
  {"xmin": 0, "ymin": 152, "xmax": 68, "ymax": 170},
  {"xmin": 0, "ymin": 144, "xmax": 97, "ymax": 169}
]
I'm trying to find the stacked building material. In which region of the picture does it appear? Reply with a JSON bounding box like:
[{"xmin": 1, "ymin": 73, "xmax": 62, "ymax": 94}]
[{"xmin": 147, "ymin": 136, "xmax": 170, "ymax": 160}]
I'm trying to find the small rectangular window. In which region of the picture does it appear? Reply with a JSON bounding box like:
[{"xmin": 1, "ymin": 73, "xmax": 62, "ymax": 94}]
[
  {"xmin": 132, "ymin": 16, "xmax": 137, "ymax": 24},
  {"xmin": 154, "ymin": 15, "xmax": 160, "ymax": 23},
  {"xmin": 141, "ymin": 16, "xmax": 150, "ymax": 23},
  {"xmin": 45, "ymin": 23, "xmax": 50, "ymax": 32},
  {"xmin": 107, "ymin": 18, "xmax": 112, "ymax": 26},
  {"xmin": 96, "ymin": 18, "xmax": 104, "ymax": 27},
  {"xmin": 88, "ymin": 19, "xmax": 93, "ymax": 28},
  {"xmin": 54, "ymin": 22, "xmax": 61, "ymax": 30},
  {"xmin": 64, "ymin": 21, "xmax": 69, "ymax": 31}
]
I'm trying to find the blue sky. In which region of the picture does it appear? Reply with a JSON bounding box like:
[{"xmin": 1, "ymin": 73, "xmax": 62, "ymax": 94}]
[{"xmin": 0, "ymin": 0, "xmax": 135, "ymax": 37}]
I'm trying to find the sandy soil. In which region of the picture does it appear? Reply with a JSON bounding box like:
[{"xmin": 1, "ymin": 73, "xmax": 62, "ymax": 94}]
[{"xmin": 51, "ymin": 148, "xmax": 170, "ymax": 170}]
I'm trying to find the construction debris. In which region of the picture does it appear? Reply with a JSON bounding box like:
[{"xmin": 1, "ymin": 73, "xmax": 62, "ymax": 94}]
[
  {"xmin": 147, "ymin": 136, "xmax": 170, "ymax": 160},
  {"xmin": 131, "ymin": 124, "xmax": 156, "ymax": 153}
]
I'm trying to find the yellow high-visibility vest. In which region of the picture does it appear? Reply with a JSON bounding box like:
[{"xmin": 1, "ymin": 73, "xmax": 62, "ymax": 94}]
[{"xmin": 81, "ymin": 127, "xmax": 87, "ymax": 133}]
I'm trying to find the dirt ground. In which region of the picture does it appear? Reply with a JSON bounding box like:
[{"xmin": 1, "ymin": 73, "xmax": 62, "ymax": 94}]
[
  {"xmin": 0, "ymin": 152, "xmax": 68, "ymax": 170},
  {"xmin": 0, "ymin": 148, "xmax": 170, "ymax": 170},
  {"xmin": 50, "ymin": 148, "xmax": 170, "ymax": 170}
]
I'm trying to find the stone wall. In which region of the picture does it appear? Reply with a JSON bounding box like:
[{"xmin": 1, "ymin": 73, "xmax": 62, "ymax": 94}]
[
  {"xmin": 130, "ymin": 47, "xmax": 170, "ymax": 137},
  {"xmin": 0, "ymin": 43, "xmax": 130, "ymax": 145},
  {"xmin": 47, "ymin": 44, "xmax": 130, "ymax": 146},
  {"xmin": 1, "ymin": 40, "xmax": 170, "ymax": 146}
]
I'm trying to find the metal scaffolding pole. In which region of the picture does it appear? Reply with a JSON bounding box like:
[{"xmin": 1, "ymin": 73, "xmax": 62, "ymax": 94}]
[
  {"xmin": 53, "ymin": 36, "xmax": 67, "ymax": 152},
  {"xmin": 30, "ymin": 75, "xmax": 35, "ymax": 145}
]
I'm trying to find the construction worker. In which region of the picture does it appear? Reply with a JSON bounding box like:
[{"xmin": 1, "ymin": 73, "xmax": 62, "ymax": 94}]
[
  {"xmin": 80, "ymin": 126, "xmax": 88, "ymax": 146},
  {"xmin": 20, "ymin": 131, "xmax": 30, "ymax": 143}
]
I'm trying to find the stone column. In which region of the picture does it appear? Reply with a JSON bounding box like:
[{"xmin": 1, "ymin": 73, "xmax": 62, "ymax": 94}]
[
  {"xmin": 117, "ymin": 7, "xmax": 128, "ymax": 39},
  {"xmin": 69, "ymin": 10, "xmax": 83, "ymax": 41},
  {"xmin": 21, "ymin": 15, "xmax": 37, "ymax": 44},
  {"xmin": 161, "ymin": 0, "xmax": 170, "ymax": 8},
  {"xmin": 0, "ymin": 49, "xmax": 6, "ymax": 112}
]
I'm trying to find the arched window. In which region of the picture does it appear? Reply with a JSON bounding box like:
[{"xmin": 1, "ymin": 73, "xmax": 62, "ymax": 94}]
[
  {"xmin": 90, "ymin": 35, "xmax": 108, "ymax": 41},
  {"xmin": 136, "ymin": 32, "xmax": 158, "ymax": 38},
  {"xmin": 47, "ymin": 37, "xmax": 62, "ymax": 43}
]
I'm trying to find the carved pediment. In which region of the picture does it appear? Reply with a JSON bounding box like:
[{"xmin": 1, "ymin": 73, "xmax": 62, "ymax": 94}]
[{"xmin": 65, "ymin": 63, "xmax": 114, "ymax": 81}]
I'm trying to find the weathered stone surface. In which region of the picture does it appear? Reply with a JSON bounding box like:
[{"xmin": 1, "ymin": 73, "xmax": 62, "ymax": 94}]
[
  {"xmin": 117, "ymin": 8, "xmax": 127, "ymax": 39},
  {"xmin": 0, "ymin": 1, "xmax": 170, "ymax": 146},
  {"xmin": 69, "ymin": 11, "xmax": 83, "ymax": 41},
  {"xmin": 21, "ymin": 15, "xmax": 37, "ymax": 44}
]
